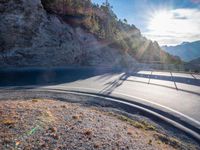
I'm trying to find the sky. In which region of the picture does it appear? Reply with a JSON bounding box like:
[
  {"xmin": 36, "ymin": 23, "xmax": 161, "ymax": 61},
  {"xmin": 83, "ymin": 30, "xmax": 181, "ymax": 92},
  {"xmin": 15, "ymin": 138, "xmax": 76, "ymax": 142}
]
[{"xmin": 92, "ymin": 0, "xmax": 200, "ymax": 46}]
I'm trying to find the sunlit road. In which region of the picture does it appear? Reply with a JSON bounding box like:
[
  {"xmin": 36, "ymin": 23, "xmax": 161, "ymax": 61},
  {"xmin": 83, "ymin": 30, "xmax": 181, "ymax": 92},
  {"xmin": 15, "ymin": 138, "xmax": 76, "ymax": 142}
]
[{"xmin": 0, "ymin": 67, "xmax": 200, "ymax": 129}]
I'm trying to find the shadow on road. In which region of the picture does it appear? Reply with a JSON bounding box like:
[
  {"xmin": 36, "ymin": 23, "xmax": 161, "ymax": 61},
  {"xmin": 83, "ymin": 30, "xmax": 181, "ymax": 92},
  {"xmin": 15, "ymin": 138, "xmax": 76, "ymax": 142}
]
[
  {"xmin": 0, "ymin": 68, "xmax": 199, "ymax": 95},
  {"xmin": 96, "ymin": 70, "xmax": 200, "ymax": 95},
  {"xmin": 99, "ymin": 72, "xmax": 130, "ymax": 95},
  {"xmin": 0, "ymin": 68, "xmax": 120, "ymax": 86}
]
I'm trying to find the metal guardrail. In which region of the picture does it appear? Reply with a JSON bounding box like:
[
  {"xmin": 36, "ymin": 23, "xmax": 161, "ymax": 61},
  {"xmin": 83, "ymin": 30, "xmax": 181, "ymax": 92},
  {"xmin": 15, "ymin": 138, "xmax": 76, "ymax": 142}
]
[{"xmin": 134, "ymin": 63, "xmax": 200, "ymax": 73}]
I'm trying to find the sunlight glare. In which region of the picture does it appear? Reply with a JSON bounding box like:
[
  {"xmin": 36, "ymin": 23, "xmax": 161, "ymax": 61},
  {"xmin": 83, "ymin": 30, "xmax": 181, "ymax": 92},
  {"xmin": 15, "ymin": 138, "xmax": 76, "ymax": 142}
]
[{"xmin": 149, "ymin": 10, "xmax": 173, "ymax": 33}]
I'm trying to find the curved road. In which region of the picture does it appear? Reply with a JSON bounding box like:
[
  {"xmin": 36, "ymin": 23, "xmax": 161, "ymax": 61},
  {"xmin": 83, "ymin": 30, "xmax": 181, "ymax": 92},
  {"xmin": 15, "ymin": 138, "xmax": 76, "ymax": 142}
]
[{"xmin": 0, "ymin": 67, "xmax": 200, "ymax": 132}]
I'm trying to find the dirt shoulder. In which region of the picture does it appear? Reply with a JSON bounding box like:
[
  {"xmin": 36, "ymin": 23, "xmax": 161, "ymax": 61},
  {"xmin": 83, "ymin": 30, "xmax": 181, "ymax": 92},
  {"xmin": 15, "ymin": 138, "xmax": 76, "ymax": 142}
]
[{"xmin": 0, "ymin": 99, "xmax": 199, "ymax": 150}]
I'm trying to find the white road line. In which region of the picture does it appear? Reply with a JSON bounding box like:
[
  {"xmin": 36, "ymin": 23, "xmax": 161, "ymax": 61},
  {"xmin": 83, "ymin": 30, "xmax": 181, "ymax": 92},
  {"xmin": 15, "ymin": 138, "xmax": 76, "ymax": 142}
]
[{"xmin": 39, "ymin": 85, "xmax": 200, "ymax": 126}]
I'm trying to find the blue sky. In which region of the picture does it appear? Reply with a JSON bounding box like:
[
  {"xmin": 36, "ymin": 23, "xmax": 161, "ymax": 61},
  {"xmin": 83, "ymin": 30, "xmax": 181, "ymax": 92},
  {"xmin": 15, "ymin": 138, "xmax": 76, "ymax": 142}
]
[{"xmin": 92, "ymin": 0, "xmax": 200, "ymax": 46}]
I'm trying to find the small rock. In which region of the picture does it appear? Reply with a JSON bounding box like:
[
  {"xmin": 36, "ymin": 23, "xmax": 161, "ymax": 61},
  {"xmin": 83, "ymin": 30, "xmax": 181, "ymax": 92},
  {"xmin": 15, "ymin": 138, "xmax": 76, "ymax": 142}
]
[
  {"xmin": 94, "ymin": 143, "xmax": 100, "ymax": 148},
  {"xmin": 84, "ymin": 129, "xmax": 92, "ymax": 136},
  {"xmin": 49, "ymin": 127, "xmax": 57, "ymax": 133},
  {"xmin": 72, "ymin": 115, "xmax": 80, "ymax": 120},
  {"xmin": 61, "ymin": 105, "xmax": 67, "ymax": 108},
  {"xmin": 52, "ymin": 134, "xmax": 59, "ymax": 140},
  {"xmin": 148, "ymin": 139, "xmax": 152, "ymax": 145}
]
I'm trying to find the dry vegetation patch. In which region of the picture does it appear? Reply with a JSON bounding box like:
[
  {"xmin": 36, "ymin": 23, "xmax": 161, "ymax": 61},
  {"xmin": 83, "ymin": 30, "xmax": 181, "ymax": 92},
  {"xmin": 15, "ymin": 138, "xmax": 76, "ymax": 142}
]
[{"xmin": 0, "ymin": 99, "xmax": 199, "ymax": 150}]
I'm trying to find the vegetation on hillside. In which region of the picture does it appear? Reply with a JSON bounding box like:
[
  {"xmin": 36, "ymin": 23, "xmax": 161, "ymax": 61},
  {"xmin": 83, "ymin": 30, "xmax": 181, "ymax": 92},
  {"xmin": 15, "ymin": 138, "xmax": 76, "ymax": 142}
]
[{"xmin": 42, "ymin": 0, "xmax": 182, "ymax": 64}]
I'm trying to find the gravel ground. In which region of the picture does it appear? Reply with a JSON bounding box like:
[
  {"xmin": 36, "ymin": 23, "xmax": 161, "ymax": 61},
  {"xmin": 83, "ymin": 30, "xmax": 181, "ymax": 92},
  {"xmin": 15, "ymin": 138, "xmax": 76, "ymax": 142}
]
[{"xmin": 0, "ymin": 98, "xmax": 199, "ymax": 150}]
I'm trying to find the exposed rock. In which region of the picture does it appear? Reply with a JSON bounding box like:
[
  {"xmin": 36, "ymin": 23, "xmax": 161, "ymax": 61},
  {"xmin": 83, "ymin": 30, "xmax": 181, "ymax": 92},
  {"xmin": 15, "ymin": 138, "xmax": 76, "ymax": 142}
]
[{"xmin": 0, "ymin": 0, "xmax": 135, "ymax": 67}]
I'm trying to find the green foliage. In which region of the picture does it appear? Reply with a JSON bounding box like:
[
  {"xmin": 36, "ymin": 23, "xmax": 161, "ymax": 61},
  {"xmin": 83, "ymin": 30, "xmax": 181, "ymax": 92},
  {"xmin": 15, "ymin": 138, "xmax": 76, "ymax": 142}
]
[
  {"xmin": 41, "ymin": 0, "xmax": 182, "ymax": 64},
  {"xmin": 123, "ymin": 18, "xmax": 127, "ymax": 23}
]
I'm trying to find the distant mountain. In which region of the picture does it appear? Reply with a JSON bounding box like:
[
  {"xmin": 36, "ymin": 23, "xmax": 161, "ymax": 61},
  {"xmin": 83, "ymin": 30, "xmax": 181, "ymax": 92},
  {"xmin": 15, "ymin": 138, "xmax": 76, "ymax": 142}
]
[
  {"xmin": 162, "ymin": 41, "xmax": 200, "ymax": 62},
  {"xmin": 186, "ymin": 57, "xmax": 200, "ymax": 72},
  {"xmin": 189, "ymin": 57, "xmax": 200, "ymax": 65}
]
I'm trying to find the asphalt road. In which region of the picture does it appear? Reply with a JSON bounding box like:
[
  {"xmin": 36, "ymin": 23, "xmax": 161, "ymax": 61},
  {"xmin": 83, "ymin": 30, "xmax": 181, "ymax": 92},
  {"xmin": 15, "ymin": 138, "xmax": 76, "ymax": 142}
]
[{"xmin": 0, "ymin": 67, "xmax": 200, "ymax": 130}]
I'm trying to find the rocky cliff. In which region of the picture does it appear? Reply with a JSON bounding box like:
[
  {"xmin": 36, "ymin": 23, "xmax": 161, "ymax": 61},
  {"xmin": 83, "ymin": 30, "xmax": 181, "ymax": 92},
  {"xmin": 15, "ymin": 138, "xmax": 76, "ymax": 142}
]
[{"xmin": 0, "ymin": 0, "xmax": 180, "ymax": 68}]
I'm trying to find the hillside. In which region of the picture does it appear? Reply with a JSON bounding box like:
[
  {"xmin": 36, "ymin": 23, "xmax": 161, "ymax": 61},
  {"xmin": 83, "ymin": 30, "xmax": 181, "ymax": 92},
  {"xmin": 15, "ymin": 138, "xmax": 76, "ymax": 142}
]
[
  {"xmin": 162, "ymin": 41, "xmax": 200, "ymax": 62},
  {"xmin": 190, "ymin": 57, "xmax": 200, "ymax": 64},
  {"xmin": 0, "ymin": 0, "xmax": 181, "ymax": 68}
]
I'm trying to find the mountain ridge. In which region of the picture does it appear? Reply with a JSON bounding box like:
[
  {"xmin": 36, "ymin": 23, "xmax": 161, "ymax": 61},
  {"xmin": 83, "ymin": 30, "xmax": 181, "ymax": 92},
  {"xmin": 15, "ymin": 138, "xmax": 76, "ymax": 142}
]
[{"xmin": 162, "ymin": 40, "xmax": 200, "ymax": 62}]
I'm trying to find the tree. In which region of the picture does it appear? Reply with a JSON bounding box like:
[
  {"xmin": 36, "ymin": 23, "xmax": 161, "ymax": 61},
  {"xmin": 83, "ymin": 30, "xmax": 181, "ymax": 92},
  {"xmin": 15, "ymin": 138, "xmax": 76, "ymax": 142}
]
[{"xmin": 123, "ymin": 18, "xmax": 127, "ymax": 24}]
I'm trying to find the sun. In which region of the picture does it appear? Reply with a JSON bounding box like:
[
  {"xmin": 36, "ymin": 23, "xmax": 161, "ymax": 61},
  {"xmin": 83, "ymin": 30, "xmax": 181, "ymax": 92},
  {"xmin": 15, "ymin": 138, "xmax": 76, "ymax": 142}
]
[{"xmin": 148, "ymin": 10, "xmax": 173, "ymax": 33}]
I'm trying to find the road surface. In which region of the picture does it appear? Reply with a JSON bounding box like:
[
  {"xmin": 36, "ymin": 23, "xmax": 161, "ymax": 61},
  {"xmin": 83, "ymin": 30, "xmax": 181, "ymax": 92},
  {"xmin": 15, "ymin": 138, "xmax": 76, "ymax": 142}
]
[{"xmin": 0, "ymin": 67, "xmax": 200, "ymax": 131}]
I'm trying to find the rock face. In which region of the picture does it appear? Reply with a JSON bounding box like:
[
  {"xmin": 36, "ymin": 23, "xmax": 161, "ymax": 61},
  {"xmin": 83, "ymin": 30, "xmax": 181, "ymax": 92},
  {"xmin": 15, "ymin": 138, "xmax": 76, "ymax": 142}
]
[{"xmin": 0, "ymin": 0, "xmax": 133, "ymax": 67}]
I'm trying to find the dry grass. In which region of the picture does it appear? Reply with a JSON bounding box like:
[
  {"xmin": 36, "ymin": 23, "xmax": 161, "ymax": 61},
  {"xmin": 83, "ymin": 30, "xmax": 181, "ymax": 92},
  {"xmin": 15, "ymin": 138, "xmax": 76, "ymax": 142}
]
[
  {"xmin": 153, "ymin": 133, "xmax": 183, "ymax": 149},
  {"xmin": 0, "ymin": 99, "xmax": 198, "ymax": 150},
  {"xmin": 108, "ymin": 112, "xmax": 156, "ymax": 131},
  {"xmin": 39, "ymin": 110, "xmax": 56, "ymax": 124},
  {"xmin": 31, "ymin": 99, "xmax": 40, "ymax": 103},
  {"xmin": 1, "ymin": 119, "xmax": 15, "ymax": 126}
]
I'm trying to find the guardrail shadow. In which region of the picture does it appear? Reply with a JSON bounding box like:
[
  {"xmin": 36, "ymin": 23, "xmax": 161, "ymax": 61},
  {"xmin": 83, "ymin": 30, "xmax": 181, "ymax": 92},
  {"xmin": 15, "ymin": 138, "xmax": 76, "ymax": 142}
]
[
  {"xmin": 99, "ymin": 72, "xmax": 130, "ymax": 95},
  {"xmin": 97, "ymin": 70, "xmax": 200, "ymax": 95},
  {"xmin": 128, "ymin": 72, "xmax": 200, "ymax": 87}
]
